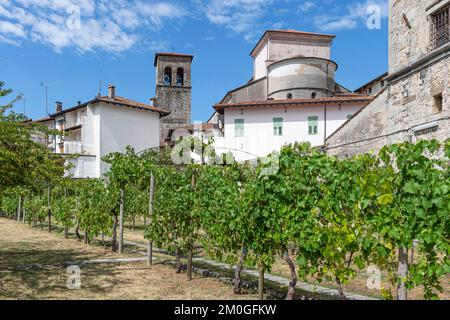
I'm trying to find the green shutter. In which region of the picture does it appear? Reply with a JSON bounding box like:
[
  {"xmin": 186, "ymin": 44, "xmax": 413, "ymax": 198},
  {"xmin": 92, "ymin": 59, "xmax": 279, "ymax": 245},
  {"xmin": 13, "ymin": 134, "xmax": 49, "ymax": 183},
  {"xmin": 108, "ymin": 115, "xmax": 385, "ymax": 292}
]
[
  {"xmin": 235, "ymin": 119, "xmax": 244, "ymax": 137},
  {"xmin": 308, "ymin": 116, "xmax": 318, "ymax": 135},
  {"xmin": 273, "ymin": 117, "xmax": 283, "ymax": 136}
]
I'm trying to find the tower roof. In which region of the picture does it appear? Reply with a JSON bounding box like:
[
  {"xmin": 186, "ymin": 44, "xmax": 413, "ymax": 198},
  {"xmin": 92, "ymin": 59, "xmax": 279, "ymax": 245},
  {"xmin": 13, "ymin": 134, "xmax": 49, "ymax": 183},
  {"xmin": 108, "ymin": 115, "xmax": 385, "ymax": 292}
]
[{"xmin": 154, "ymin": 52, "xmax": 194, "ymax": 66}]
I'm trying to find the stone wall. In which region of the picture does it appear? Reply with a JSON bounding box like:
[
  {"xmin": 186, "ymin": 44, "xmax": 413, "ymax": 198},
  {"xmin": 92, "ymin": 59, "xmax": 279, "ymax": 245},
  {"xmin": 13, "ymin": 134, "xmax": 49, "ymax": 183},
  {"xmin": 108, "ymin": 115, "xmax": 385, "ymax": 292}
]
[
  {"xmin": 326, "ymin": 90, "xmax": 389, "ymax": 157},
  {"xmin": 220, "ymin": 78, "xmax": 267, "ymax": 104},
  {"xmin": 326, "ymin": 0, "xmax": 450, "ymax": 157},
  {"xmin": 389, "ymin": 0, "xmax": 450, "ymax": 73},
  {"xmin": 155, "ymin": 55, "xmax": 192, "ymax": 142}
]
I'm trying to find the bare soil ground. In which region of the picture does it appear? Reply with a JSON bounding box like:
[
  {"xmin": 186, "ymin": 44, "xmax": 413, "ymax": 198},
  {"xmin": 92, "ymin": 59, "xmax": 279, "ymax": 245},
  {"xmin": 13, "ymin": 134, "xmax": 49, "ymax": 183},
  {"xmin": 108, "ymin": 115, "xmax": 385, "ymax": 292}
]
[
  {"xmin": 124, "ymin": 222, "xmax": 450, "ymax": 300},
  {"xmin": 0, "ymin": 218, "xmax": 259, "ymax": 300}
]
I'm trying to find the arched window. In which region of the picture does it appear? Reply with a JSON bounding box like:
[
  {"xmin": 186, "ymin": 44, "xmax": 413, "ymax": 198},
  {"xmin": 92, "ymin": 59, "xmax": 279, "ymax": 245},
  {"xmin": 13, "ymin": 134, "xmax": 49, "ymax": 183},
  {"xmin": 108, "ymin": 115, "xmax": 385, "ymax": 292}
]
[
  {"xmin": 286, "ymin": 93, "xmax": 293, "ymax": 99},
  {"xmin": 176, "ymin": 68, "xmax": 184, "ymax": 86},
  {"xmin": 311, "ymin": 92, "xmax": 317, "ymax": 99},
  {"xmin": 164, "ymin": 67, "xmax": 172, "ymax": 85}
]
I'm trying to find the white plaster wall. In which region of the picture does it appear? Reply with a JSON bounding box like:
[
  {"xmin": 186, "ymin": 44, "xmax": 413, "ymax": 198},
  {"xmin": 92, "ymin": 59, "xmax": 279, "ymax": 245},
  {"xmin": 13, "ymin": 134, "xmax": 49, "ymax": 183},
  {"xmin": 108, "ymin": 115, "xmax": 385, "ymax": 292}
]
[
  {"xmin": 66, "ymin": 156, "xmax": 97, "ymax": 179},
  {"xmin": 254, "ymin": 42, "xmax": 268, "ymax": 80},
  {"xmin": 98, "ymin": 102, "xmax": 160, "ymax": 175},
  {"xmin": 214, "ymin": 104, "xmax": 362, "ymax": 161},
  {"xmin": 269, "ymin": 39, "xmax": 331, "ymax": 61}
]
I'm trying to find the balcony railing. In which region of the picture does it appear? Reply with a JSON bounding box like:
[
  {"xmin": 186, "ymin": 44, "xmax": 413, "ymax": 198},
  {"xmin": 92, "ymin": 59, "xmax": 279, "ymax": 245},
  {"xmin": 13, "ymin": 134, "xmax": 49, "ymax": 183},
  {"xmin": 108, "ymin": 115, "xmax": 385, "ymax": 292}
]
[{"xmin": 64, "ymin": 141, "xmax": 82, "ymax": 154}]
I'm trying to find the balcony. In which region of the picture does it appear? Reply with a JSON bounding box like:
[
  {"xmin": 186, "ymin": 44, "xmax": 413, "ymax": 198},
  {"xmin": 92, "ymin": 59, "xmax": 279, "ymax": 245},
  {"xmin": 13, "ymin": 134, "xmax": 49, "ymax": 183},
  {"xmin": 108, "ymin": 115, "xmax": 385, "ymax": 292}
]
[{"xmin": 64, "ymin": 141, "xmax": 82, "ymax": 154}]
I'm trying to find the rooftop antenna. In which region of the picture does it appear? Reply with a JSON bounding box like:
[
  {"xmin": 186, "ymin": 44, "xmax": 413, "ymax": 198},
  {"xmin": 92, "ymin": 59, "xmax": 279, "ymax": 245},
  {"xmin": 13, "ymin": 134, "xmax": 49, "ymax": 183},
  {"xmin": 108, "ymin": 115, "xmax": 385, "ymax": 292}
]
[
  {"xmin": 98, "ymin": 79, "xmax": 102, "ymax": 98},
  {"xmin": 41, "ymin": 82, "xmax": 48, "ymax": 116},
  {"xmin": 98, "ymin": 68, "xmax": 103, "ymax": 98}
]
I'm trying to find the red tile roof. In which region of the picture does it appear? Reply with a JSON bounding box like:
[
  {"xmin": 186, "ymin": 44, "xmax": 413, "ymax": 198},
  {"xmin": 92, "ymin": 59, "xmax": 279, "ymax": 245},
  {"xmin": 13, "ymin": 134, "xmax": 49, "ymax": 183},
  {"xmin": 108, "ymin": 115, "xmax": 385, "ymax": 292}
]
[
  {"xmin": 214, "ymin": 96, "xmax": 374, "ymax": 112},
  {"xmin": 28, "ymin": 117, "xmax": 54, "ymax": 124},
  {"xmin": 98, "ymin": 96, "xmax": 170, "ymax": 115},
  {"xmin": 154, "ymin": 52, "xmax": 194, "ymax": 66},
  {"xmin": 51, "ymin": 96, "xmax": 170, "ymax": 117},
  {"xmin": 177, "ymin": 123, "xmax": 215, "ymax": 132}
]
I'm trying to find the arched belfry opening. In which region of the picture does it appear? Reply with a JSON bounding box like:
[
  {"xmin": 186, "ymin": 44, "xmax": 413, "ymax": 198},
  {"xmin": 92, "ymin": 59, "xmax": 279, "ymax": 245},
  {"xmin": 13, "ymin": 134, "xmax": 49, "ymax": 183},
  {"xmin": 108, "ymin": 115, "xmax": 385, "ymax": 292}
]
[
  {"xmin": 164, "ymin": 67, "xmax": 172, "ymax": 85},
  {"xmin": 176, "ymin": 68, "xmax": 184, "ymax": 86}
]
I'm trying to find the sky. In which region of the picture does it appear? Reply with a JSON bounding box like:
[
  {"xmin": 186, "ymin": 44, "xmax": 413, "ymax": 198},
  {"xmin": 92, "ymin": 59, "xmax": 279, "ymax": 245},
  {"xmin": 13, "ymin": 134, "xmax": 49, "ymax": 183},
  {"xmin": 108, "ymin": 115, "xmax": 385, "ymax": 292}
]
[{"xmin": 0, "ymin": 0, "xmax": 389, "ymax": 122}]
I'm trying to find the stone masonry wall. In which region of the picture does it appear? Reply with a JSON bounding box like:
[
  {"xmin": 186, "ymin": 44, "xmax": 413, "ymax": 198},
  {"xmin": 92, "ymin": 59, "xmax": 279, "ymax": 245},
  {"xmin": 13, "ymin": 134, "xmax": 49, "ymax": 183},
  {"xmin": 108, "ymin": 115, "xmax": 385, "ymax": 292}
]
[
  {"xmin": 326, "ymin": 90, "xmax": 389, "ymax": 157},
  {"xmin": 326, "ymin": 0, "xmax": 450, "ymax": 157},
  {"xmin": 155, "ymin": 55, "xmax": 192, "ymax": 142}
]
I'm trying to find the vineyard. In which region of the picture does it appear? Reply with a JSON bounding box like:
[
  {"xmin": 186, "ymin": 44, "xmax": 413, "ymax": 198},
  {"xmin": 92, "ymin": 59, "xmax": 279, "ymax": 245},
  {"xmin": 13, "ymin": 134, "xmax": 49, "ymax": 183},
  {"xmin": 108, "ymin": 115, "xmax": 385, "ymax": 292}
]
[
  {"xmin": 0, "ymin": 82, "xmax": 449, "ymax": 300},
  {"xmin": 1, "ymin": 133, "xmax": 449, "ymax": 300}
]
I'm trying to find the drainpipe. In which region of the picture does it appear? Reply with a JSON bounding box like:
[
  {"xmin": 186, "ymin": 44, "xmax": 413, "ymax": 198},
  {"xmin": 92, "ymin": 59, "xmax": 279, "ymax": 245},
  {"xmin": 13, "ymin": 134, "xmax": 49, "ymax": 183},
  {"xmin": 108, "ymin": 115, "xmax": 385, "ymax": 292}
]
[{"xmin": 324, "ymin": 102, "xmax": 327, "ymax": 146}]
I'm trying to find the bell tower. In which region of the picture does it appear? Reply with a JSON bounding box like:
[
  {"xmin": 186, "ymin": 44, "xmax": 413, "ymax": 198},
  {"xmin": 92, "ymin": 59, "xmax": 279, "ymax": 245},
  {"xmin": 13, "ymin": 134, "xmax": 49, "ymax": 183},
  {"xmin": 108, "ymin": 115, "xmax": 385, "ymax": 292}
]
[{"xmin": 154, "ymin": 53, "xmax": 193, "ymax": 143}]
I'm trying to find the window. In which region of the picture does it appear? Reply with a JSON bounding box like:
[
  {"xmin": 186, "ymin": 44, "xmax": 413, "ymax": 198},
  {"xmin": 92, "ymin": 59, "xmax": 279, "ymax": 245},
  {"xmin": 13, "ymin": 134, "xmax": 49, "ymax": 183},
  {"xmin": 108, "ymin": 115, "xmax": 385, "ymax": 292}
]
[
  {"xmin": 368, "ymin": 87, "xmax": 372, "ymax": 94},
  {"xmin": 176, "ymin": 68, "xmax": 184, "ymax": 86},
  {"xmin": 308, "ymin": 116, "xmax": 318, "ymax": 135},
  {"xmin": 57, "ymin": 120, "xmax": 64, "ymax": 131},
  {"xmin": 164, "ymin": 67, "xmax": 172, "ymax": 85},
  {"xmin": 433, "ymin": 93, "xmax": 443, "ymax": 113},
  {"xmin": 286, "ymin": 93, "xmax": 293, "ymax": 99},
  {"xmin": 430, "ymin": 5, "xmax": 450, "ymax": 51},
  {"xmin": 311, "ymin": 92, "xmax": 317, "ymax": 99},
  {"xmin": 273, "ymin": 117, "xmax": 283, "ymax": 136},
  {"xmin": 235, "ymin": 119, "xmax": 244, "ymax": 137}
]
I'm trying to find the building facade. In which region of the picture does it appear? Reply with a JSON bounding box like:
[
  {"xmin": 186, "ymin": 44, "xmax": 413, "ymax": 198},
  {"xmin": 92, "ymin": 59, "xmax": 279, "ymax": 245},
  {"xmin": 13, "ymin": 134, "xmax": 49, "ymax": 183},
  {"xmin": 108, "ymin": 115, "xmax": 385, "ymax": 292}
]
[
  {"xmin": 212, "ymin": 30, "xmax": 373, "ymax": 161},
  {"xmin": 326, "ymin": 0, "xmax": 450, "ymax": 157},
  {"xmin": 31, "ymin": 85, "xmax": 168, "ymax": 178},
  {"xmin": 354, "ymin": 72, "xmax": 388, "ymax": 96}
]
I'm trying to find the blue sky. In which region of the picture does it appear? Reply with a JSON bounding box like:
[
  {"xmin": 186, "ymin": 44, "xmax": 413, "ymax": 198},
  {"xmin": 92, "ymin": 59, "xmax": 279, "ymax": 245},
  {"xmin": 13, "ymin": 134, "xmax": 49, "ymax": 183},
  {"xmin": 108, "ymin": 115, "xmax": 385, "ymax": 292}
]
[{"xmin": 0, "ymin": 0, "xmax": 388, "ymax": 122}]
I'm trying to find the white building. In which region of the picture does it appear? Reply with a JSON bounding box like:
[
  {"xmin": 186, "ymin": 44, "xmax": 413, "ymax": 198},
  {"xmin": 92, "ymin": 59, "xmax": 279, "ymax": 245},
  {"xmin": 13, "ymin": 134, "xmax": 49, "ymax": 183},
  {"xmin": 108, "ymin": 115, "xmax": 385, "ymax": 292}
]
[
  {"xmin": 32, "ymin": 85, "xmax": 168, "ymax": 178},
  {"xmin": 211, "ymin": 30, "xmax": 374, "ymax": 161}
]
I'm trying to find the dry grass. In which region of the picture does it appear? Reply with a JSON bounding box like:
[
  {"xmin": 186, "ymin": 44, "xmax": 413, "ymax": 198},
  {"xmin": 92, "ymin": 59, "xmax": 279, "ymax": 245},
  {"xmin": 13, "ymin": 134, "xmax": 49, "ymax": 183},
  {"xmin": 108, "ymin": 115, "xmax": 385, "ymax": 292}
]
[
  {"xmin": 0, "ymin": 218, "xmax": 259, "ymax": 300},
  {"xmin": 125, "ymin": 222, "xmax": 450, "ymax": 300}
]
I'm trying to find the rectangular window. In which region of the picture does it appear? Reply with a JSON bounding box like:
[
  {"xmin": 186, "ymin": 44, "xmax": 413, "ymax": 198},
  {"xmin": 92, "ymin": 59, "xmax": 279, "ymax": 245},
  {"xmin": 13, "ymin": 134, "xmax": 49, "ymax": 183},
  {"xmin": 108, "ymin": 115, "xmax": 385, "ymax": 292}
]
[
  {"xmin": 235, "ymin": 119, "xmax": 244, "ymax": 137},
  {"xmin": 430, "ymin": 5, "xmax": 450, "ymax": 51},
  {"xmin": 308, "ymin": 116, "xmax": 318, "ymax": 135},
  {"xmin": 273, "ymin": 117, "xmax": 283, "ymax": 136},
  {"xmin": 433, "ymin": 93, "xmax": 443, "ymax": 113}
]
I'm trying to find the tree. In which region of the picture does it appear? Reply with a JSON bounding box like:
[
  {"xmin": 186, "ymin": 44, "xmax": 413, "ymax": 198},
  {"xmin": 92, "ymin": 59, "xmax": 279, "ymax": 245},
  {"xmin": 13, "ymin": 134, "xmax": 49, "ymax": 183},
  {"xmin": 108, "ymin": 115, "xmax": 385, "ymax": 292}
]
[{"xmin": 0, "ymin": 81, "xmax": 64, "ymax": 192}]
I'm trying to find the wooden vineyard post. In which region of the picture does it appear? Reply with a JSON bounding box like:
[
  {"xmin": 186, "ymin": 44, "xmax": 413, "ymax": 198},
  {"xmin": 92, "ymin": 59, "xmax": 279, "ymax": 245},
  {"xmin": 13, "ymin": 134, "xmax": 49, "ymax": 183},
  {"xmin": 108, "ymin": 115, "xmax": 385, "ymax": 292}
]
[
  {"xmin": 397, "ymin": 247, "xmax": 408, "ymax": 300},
  {"xmin": 187, "ymin": 169, "xmax": 196, "ymax": 281},
  {"xmin": 17, "ymin": 195, "xmax": 22, "ymax": 222},
  {"xmin": 119, "ymin": 188, "xmax": 125, "ymax": 254},
  {"xmin": 22, "ymin": 197, "xmax": 26, "ymax": 224},
  {"xmin": 47, "ymin": 184, "xmax": 52, "ymax": 233},
  {"xmin": 64, "ymin": 188, "xmax": 68, "ymax": 238},
  {"xmin": 147, "ymin": 173, "xmax": 155, "ymax": 267},
  {"xmin": 258, "ymin": 266, "xmax": 265, "ymax": 300}
]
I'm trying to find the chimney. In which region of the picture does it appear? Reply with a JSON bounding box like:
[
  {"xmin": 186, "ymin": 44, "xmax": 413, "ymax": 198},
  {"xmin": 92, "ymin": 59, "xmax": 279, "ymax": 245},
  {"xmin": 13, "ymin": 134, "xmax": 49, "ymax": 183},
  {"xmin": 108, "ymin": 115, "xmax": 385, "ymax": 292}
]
[
  {"xmin": 151, "ymin": 97, "xmax": 158, "ymax": 107},
  {"xmin": 55, "ymin": 101, "xmax": 63, "ymax": 113},
  {"xmin": 108, "ymin": 84, "xmax": 116, "ymax": 99}
]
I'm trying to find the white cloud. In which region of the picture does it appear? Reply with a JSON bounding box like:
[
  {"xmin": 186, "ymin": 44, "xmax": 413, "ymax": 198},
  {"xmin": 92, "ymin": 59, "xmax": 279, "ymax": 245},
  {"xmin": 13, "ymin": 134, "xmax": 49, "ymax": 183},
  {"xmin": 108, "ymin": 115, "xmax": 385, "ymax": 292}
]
[
  {"xmin": 0, "ymin": 20, "xmax": 26, "ymax": 37},
  {"xmin": 298, "ymin": 1, "xmax": 316, "ymax": 12},
  {"xmin": 0, "ymin": 0, "xmax": 186, "ymax": 53},
  {"xmin": 314, "ymin": 0, "xmax": 388, "ymax": 32},
  {"xmin": 319, "ymin": 18, "xmax": 358, "ymax": 32},
  {"xmin": 201, "ymin": 0, "xmax": 275, "ymax": 42}
]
